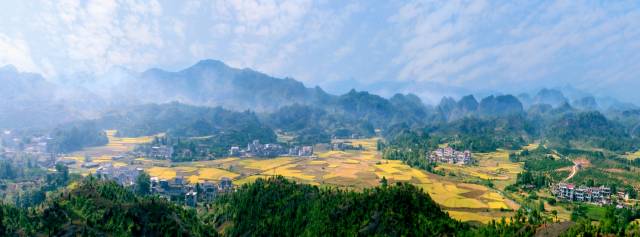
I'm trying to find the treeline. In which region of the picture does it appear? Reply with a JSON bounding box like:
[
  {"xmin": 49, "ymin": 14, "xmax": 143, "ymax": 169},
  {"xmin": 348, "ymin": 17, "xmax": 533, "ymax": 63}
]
[
  {"xmin": 0, "ymin": 177, "xmax": 217, "ymax": 236},
  {"xmin": 143, "ymin": 125, "xmax": 277, "ymax": 162},
  {"xmin": 47, "ymin": 121, "xmax": 108, "ymax": 153},
  {"xmin": 546, "ymin": 111, "xmax": 638, "ymax": 152},
  {"xmin": 565, "ymin": 205, "xmax": 640, "ymax": 236},
  {"xmin": 1, "ymin": 175, "xmax": 637, "ymax": 236},
  {"xmin": 207, "ymin": 176, "xmax": 465, "ymax": 236},
  {"xmin": 380, "ymin": 131, "xmax": 440, "ymax": 173}
]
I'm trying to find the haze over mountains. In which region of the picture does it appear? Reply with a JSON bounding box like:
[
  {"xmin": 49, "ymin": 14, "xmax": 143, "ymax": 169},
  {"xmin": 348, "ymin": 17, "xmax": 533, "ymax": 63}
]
[{"xmin": 0, "ymin": 59, "xmax": 637, "ymax": 131}]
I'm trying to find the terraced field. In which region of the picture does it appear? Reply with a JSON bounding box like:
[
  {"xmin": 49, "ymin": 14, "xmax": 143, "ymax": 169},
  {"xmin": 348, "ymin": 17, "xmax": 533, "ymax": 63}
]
[
  {"xmin": 435, "ymin": 149, "xmax": 523, "ymax": 190},
  {"xmin": 221, "ymin": 138, "xmax": 519, "ymax": 223},
  {"xmin": 65, "ymin": 134, "xmax": 521, "ymax": 223}
]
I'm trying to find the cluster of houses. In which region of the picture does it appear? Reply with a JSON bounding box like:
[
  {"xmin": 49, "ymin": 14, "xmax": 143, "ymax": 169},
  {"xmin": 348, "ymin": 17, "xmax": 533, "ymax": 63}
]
[
  {"xmin": 428, "ymin": 147, "xmax": 473, "ymax": 165},
  {"xmin": 150, "ymin": 176, "xmax": 234, "ymax": 207},
  {"xmin": 96, "ymin": 164, "xmax": 144, "ymax": 186},
  {"xmin": 2, "ymin": 131, "xmax": 57, "ymax": 167},
  {"xmin": 229, "ymin": 140, "xmax": 313, "ymax": 158},
  {"xmin": 148, "ymin": 145, "xmax": 173, "ymax": 160},
  {"xmin": 552, "ymin": 182, "xmax": 629, "ymax": 205}
]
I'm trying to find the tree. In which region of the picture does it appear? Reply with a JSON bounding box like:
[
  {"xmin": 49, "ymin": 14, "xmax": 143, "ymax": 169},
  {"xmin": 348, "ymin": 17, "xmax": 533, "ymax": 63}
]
[
  {"xmin": 135, "ymin": 172, "xmax": 151, "ymax": 196},
  {"xmin": 380, "ymin": 176, "xmax": 388, "ymax": 188},
  {"xmin": 551, "ymin": 210, "xmax": 558, "ymax": 223},
  {"xmin": 55, "ymin": 163, "xmax": 69, "ymax": 184}
]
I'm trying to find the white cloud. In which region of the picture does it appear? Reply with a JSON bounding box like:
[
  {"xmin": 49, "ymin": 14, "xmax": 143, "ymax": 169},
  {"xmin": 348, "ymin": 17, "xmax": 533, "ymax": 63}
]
[
  {"xmin": 0, "ymin": 34, "xmax": 39, "ymax": 74},
  {"xmin": 390, "ymin": 0, "xmax": 640, "ymax": 101}
]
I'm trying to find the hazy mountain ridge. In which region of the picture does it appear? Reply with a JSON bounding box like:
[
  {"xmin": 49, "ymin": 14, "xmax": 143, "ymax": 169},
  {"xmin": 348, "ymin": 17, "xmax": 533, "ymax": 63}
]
[
  {"xmin": 135, "ymin": 59, "xmax": 332, "ymax": 111},
  {"xmin": 0, "ymin": 66, "xmax": 80, "ymax": 129},
  {"xmin": 0, "ymin": 59, "xmax": 638, "ymax": 132}
]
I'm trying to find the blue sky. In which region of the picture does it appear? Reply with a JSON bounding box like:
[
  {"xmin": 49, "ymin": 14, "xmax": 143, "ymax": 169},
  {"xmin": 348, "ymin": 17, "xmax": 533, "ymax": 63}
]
[{"xmin": 0, "ymin": 0, "xmax": 639, "ymax": 103}]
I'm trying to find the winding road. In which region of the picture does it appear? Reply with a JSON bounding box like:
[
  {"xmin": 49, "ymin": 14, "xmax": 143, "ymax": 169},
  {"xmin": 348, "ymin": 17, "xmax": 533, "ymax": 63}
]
[{"xmin": 563, "ymin": 159, "xmax": 588, "ymax": 182}]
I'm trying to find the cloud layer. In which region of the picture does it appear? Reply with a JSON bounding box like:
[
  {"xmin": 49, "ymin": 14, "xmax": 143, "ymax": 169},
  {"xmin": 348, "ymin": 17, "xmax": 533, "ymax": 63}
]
[{"xmin": 0, "ymin": 0, "xmax": 639, "ymax": 103}]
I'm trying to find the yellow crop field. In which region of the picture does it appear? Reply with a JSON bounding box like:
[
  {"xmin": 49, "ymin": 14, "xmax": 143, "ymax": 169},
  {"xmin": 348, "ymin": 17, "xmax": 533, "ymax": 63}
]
[
  {"xmin": 197, "ymin": 168, "xmax": 239, "ymax": 181},
  {"xmin": 375, "ymin": 164, "xmax": 413, "ymax": 181},
  {"xmin": 113, "ymin": 162, "xmax": 128, "ymax": 168},
  {"xmin": 523, "ymin": 143, "xmax": 540, "ymax": 150},
  {"xmin": 322, "ymin": 164, "xmax": 363, "ymax": 180},
  {"xmin": 625, "ymin": 151, "xmax": 640, "ymax": 160},
  {"xmin": 317, "ymin": 150, "xmax": 350, "ymax": 159},
  {"xmin": 436, "ymin": 149, "xmax": 523, "ymax": 190},
  {"xmin": 264, "ymin": 164, "xmax": 316, "ymax": 182},
  {"xmin": 123, "ymin": 137, "xmax": 520, "ymax": 224},
  {"xmin": 239, "ymin": 157, "xmax": 296, "ymax": 171},
  {"xmin": 147, "ymin": 167, "xmax": 177, "ymax": 180},
  {"xmin": 309, "ymin": 160, "xmax": 328, "ymax": 165},
  {"xmin": 447, "ymin": 211, "xmax": 499, "ymax": 224}
]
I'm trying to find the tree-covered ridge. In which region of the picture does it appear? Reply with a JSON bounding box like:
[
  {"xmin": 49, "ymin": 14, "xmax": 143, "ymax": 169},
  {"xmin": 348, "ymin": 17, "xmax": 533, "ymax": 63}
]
[
  {"xmin": 207, "ymin": 176, "xmax": 466, "ymax": 236},
  {"xmin": 96, "ymin": 102, "xmax": 271, "ymax": 138},
  {"xmin": 546, "ymin": 111, "xmax": 638, "ymax": 152},
  {"xmin": 0, "ymin": 177, "xmax": 217, "ymax": 236},
  {"xmin": 47, "ymin": 121, "xmax": 108, "ymax": 153}
]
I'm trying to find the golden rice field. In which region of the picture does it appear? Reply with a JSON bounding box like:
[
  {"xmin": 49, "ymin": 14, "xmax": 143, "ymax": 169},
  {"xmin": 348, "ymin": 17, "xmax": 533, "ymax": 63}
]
[
  {"xmin": 66, "ymin": 135, "xmax": 520, "ymax": 223},
  {"xmin": 624, "ymin": 151, "xmax": 640, "ymax": 160},
  {"xmin": 447, "ymin": 211, "xmax": 499, "ymax": 224},
  {"xmin": 147, "ymin": 166, "xmax": 239, "ymax": 183},
  {"xmin": 63, "ymin": 130, "xmax": 163, "ymax": 175},
  {"xmin": 435, "ymin": 149, "xmax": 523, "ymax": 190},
  {"xmin": 191, "ymin": 138, "xmax": 520, "ymax": 223},
  {"xmin": 522, "ymin": 143, "xmax": 540, "ymax": 150}
]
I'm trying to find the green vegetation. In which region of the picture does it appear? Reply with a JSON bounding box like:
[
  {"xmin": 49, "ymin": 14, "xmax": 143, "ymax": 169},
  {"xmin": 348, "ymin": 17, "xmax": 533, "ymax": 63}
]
[
  {"xmin": 0, "ymin": 153, "xmax": 76, "ymax": 208},
  {"xmin": 563, "ymin": 205, "xmax": 640, "ymax": 236},
  {"xmin": 47, "ymin": 121, "xmax": 108, "ymax": 153},
  {"xmin": 547, "ymin": 111, "xmax": 638, "ymax": 152},
  {"xmin": 207, "ymin": 176, "xmax": 465, "ymax": 236},
  {"xmin": 0, "ymin": 177, "xmax": 217, "ymax": 236},
  {"xmin": 143, "ymin": 123, "xmax": 277, "ymax": 161},
  {"xmin": 380, "ymin": 131, "xmax": 440, "ymax": 173}
]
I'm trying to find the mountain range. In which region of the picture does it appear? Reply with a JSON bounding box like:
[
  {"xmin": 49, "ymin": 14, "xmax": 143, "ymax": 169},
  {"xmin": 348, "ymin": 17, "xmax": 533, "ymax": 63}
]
[{"xmin": 0, "ymin": 59, "xmax": 637, "ymax": 131}]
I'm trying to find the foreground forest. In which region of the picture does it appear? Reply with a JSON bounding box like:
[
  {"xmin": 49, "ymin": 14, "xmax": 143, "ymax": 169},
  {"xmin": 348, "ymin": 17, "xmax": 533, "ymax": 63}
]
[{"xmin": 0, "ymin": 176, "xmax": 638, "ymax": 236}]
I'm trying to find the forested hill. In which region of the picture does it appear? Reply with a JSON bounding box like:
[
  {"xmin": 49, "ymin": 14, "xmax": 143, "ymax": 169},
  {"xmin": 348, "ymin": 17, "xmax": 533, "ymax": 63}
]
[
  {"xmin": 0, "ymin": 176, "xmax": 465, "ymax": 236},
  {"xmin": 0, "ymin": 177, "xmax": 218, "ymax": 236},
  {"xmin": 1, "ymin": 175, "xmax": 635, "ymax": 236},
  {"xmin": 207, "ymin": 176, "xmax": 465, "ymax": 236},
  {"xmin": 137, "ymin": 59, "xmax": 333, "ymax": 111}
]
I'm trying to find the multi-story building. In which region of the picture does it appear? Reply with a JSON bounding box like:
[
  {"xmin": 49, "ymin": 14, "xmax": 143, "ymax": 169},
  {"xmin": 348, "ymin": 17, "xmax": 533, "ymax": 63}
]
[
  {"xmin": 428, "ymin": 147, "xmax": 473, "ymax": 165},
  {"xmin": 230, "ymin": 140, "xmax": 314, "ymax": 158},
  {"xmin": 553, "ymin": 183, "xmax": 612, "ymax": 204}
]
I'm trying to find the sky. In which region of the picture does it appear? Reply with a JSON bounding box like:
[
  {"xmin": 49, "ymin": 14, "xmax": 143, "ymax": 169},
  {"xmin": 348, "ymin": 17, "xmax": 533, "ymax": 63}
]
[{"xmin": 0, "ymin": 0, "xmax": 639, "ymax": 104}]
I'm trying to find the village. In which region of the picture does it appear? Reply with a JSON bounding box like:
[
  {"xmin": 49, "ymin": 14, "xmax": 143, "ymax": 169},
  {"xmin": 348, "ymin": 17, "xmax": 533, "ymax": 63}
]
[
  {"xmin": 428, "ymin": 146, "xmax": 474, "ymax": 165},
  {"xmin": 229, "ymin": 139, "xmax": 314, "ymax": 158},
  {"xmin": 552, "ymin": 182, "xmax": 632, "ymax": 208}
]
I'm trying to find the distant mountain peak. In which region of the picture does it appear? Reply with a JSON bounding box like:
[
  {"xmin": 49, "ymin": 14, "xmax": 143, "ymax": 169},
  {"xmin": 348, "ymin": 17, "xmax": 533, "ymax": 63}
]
[
  {"xmin": 0, "ymin": 64, "xmax": 17, "ymax": 73},
  {"xmin": 534, "ymin": 88, "xmax": 568, "ymax": 107},
  {"xmin": 193, "ymin": 59, "xmax": 228, "ymax": 68}
]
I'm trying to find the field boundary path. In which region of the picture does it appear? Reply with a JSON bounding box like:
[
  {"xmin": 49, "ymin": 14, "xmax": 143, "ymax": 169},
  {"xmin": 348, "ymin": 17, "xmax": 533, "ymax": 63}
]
[{"xmin": 563, "ymin": 159, "xmax": 590, "ymax": 182}]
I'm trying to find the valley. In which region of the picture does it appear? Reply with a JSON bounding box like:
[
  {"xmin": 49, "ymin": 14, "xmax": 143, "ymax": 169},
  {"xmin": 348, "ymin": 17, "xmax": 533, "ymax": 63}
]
[{"xmin": 61, "ymin": 131, "xmax": 521, "ymax": 224}]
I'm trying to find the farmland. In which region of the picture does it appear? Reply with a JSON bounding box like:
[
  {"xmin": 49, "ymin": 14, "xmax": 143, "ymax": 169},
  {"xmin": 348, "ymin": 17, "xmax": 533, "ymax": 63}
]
[
  {"xmin": 64, "ymin": 132, "xmax": 521, "ymax": 223},
  {"xmin": 435, "ymin": 149, "xmax": 523, "ymax": 190}
]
